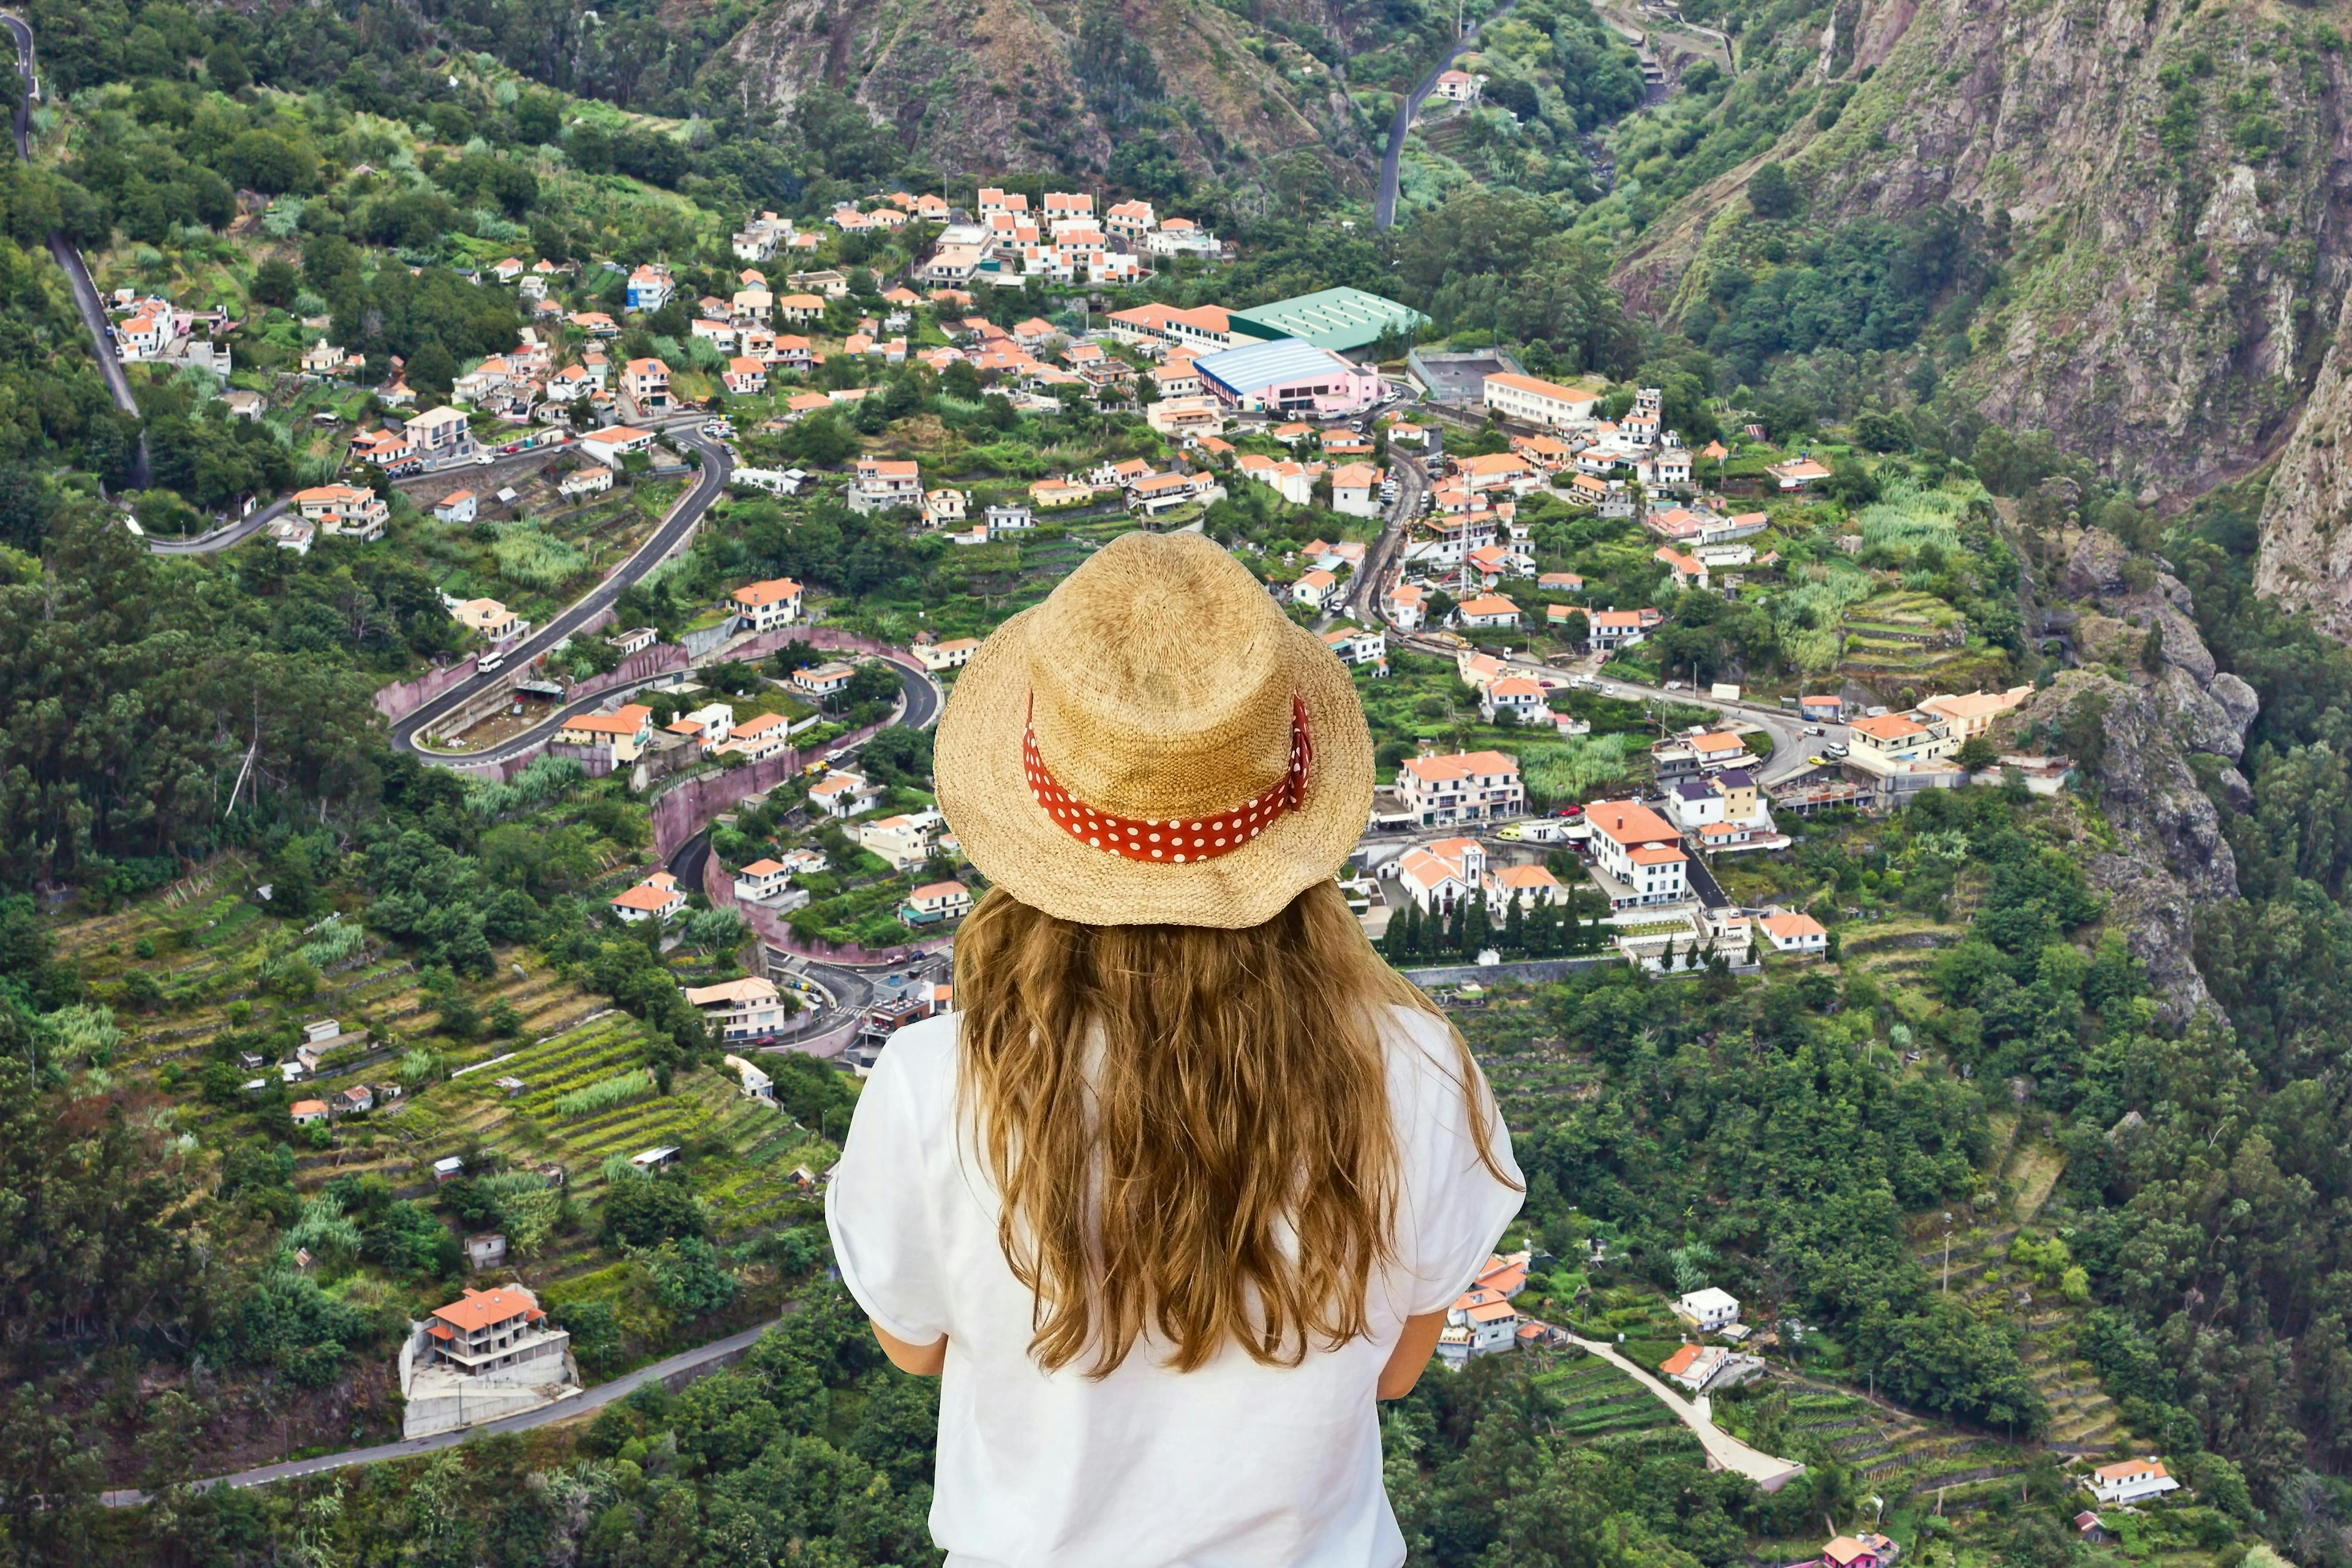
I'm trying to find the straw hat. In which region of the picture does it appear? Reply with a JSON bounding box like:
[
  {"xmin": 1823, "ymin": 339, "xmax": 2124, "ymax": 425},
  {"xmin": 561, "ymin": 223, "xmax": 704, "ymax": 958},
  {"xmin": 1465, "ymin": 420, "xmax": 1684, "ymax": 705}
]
[{"xmin": 934, "ymin": 531, "xmax": 1374, "ymax": 928}]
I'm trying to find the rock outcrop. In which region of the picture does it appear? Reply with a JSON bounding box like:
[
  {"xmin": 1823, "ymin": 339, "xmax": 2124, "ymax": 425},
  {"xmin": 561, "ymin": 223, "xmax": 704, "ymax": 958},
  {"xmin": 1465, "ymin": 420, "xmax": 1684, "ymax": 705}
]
[
  {"xmin": 719, "ymin": 0, "xmax": 1374, "ymax": 193},
  {"xmin": 2257, "ymin": 317, "xmax": 2352, "ymax": 638},
  {"xmin": 2003, "ymin": 531, "xmax": 2260, "ymax": 1020},
  {"xmin": 1615, "ymin": 0, "xmax": 2352, "ymax": 491}
]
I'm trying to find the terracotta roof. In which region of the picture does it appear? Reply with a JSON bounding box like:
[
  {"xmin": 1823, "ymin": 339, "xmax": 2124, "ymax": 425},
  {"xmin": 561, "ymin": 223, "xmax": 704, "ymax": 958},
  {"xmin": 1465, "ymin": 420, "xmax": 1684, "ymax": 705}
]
[
  {"xmin": 1762, "ymin": 911, "xmax": 1826, "ymax": 940},
  {"xmin": 733, "ymin": 578, "xmax": 802, "ymax": 606},
  {"xmin": 1852, "ymin": 714, "xmax": 1930, "ymax": 741},
  {"xmin": 1485, "ymin": 371, "xmax": 1602, "ymax": 402},
  {"xmin": 1585, "ymin": 799, "xmax": 1678, "ymax": 847},
  {"xmin": 429, "ymin": 1286, "xmax": 545, "ymax": 1335},
  {"xmin": 1400, "ymin": 750, "xmax": 1518, "ymax": 783}
]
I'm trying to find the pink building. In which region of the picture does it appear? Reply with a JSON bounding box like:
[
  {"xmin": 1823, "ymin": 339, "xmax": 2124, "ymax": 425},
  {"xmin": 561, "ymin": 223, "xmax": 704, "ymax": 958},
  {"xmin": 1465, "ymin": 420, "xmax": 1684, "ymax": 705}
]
[{"xmin": 1194, "ymin": 339, "xmax": 1382, "ymax": 418}]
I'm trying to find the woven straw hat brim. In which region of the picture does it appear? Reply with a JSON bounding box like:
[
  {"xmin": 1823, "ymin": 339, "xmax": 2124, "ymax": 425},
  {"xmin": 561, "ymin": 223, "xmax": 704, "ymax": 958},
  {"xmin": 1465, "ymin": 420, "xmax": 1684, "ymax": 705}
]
[{"xmin": 934, "ymin": 603, "xmax": 1375, "ymax": 929}]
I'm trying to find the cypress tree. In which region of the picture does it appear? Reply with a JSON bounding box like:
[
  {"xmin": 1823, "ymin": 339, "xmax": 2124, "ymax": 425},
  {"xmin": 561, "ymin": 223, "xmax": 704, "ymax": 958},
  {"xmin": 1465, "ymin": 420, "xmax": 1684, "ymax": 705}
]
[{"xmin": 1504, "ymin": 891, "xmax": 1526, "ymax": 955}]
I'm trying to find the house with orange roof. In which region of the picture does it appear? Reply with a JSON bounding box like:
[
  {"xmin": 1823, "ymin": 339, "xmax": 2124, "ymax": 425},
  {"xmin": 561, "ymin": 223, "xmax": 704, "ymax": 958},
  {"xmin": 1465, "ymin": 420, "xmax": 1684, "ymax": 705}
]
[
  {"xmin": 729, "ymin": 578, "xmax": 803, "ymax": 632},
  {"xmin": 1769, "ymin": 455, "xmax": 1834, "ymax": 490},
  {"xmin": 608, "ymin": 872, "xmax": 686, "ymax": 923},
  {"xmin": 1847, "ymin": 710, "xmax": 1955, "ymax": 769},
  {"xmin": 722, "ymin": 355, "xmax": 768, "ymax": 396},
  {"xmin": 777, "ymin": 292, "xmax": 826, "ymax": 324},
  {"xmin": 1587, "ymin": 607, "xmax": 1656, "ymax": 652},
  {"xmin": 1510, "ymin": 432, "xmax": 1574, "ymax": 470},
  {"xmin": 1030, "ymin": 475, "xmax": 1095, "ymax": 508},
  {"xmin": 1485, "ymin": 861, "xmax": 1562, "ymax": 907},
  {"xmin": 554, "ymin": 704, "xmax": 655, "ymax": 764},
  {"xmin": 1455, "ymin": 594, "xmax": 1520, "ymax": 631},
  {"xmin": 293, "ymin": 484, "xmax": 390, "ymax": 540},
  {"xmin": 717, "ymin": 711, "xmax": 793, "ymax": 763},
  {"xmin": 1819, "ymin": 1534, "xmax": 1901, "ymax": 1568},
  {"xmin": 1395, "ymin": 751, "xmax": 1523, "ymax": 826},
  {"xmin": 1585, "ymin": 799, "xmax": 1688, "ymax": 908},
  {"xmin": 418, "ymin": 1285, "xmax": 567, "ymax": 1381},
  {"xmin": 1656, "ymin": 546, "xmax": 1709, "ymax": 591},
  {"xmin": 901, "ymin": 880, "xmax": 973, "ymax": 926},
  {"xmin": 1391, "ymin": 836, "xmax": 1486, "ymax": 916},
  {"xmin": 1434, "ymin": 67, "xmax": 1481, "ymax": 102},
  {"xmin": 1758, "ymin": 908, "xmax": 1828, "ymax": 954},
  {"xmin": 1659, "ymin": 1341, "xmax": 1731, "ymax": 1392},
  {"xmin": 1442, "ymin": 1283, "xmax": 1518, "ymax": 1363},
  {"xmin": 1477, "ymin": 674, "xmax": 1548, "ymax": 725},
  {"xmin": 1382, "ymin": 581, "xmax": 1428, "ymax": 631},
  {"xmin": 1330, "ymin": 461, "xmax": 1382, "ymax": 517},
  {"xmin": 848, "ymin": 456, "xmax": 922, "ymax": 513},
  {"xmin": 290, "ymin": 1098, "xmax": 330, "ymax": 1126},
  {"xmin": 2087, "ymin": 1457, "xmax": 2180, "ymax": 1505},
  {"xmin": 1918, "ymin": 685, "xmax": 2034, "ymax": 739}
]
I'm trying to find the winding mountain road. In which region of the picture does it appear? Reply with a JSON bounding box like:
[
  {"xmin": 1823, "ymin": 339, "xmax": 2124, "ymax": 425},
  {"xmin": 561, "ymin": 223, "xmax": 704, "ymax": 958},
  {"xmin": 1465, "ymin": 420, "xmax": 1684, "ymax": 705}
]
[
  {"xmin": 392, "ymin": 426, "xmax": 734, "ymax": 762},
  {"xmin": 1374, "ymin": 3, "xmax": 1518, "ymax": 229},
  {"xmin": 3, "ymin": 9, "xmax": 153, "ymax": 489}
]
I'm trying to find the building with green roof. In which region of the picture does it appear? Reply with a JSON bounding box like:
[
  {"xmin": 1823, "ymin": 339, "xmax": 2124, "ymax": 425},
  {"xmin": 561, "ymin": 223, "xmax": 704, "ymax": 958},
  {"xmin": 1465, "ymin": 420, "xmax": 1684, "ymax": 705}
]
[{"xmin": 1224, "ymin": 287, "xmax": 1426, "ymax": 358}]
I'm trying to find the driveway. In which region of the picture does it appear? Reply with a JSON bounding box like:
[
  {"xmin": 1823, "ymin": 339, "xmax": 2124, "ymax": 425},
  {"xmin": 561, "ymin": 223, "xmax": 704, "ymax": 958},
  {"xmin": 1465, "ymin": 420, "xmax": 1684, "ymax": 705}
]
[{"xmin": 1563, "ymin": 1333, "xmax": 1804, "ymax": 1490}]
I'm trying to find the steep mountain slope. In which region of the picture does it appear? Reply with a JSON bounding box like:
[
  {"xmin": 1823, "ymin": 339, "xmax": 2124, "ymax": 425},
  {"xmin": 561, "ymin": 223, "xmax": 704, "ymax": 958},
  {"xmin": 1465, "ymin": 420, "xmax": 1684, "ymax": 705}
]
[
  {"xmin": 1613, "ymin": 0, "xmax": 2352, "ymax": 494},
  {"xmin": 718, "ymin": 0, "xmax": 1400, "ymax": 197}
]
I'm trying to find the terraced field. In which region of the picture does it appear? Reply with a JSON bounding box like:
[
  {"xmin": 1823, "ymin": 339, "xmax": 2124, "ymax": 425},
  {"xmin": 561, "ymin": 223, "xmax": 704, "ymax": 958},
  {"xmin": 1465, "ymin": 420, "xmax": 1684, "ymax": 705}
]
[
  {"xmin": 1836, "ymin": 590, "xmax": 2004, "ymax": 691},
  {"xmin": 1541, "ymin": 1352, "xmax": 1681, "ymax": 1441}
]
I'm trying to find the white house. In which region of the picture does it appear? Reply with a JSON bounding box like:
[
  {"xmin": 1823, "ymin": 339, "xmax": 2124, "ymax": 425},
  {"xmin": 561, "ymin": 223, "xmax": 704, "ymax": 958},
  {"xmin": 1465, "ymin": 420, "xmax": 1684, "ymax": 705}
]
[
  {"xmin": 1482, "ymin": 371, "xmax": 1602, "ymax": 429},
  {"xmin": 683, "ymin": 977, "xmax": 792, "ymax": 1044},
  {"xmin": 1396, "ymin": 751, "xmax": 1524, "ymax": 826},
  {"xmin": 608, "ymin": 872, "xmax": 686, "ymax": 923},
  {"xmin": 729, "ymin": 578, "xmax": 803, "ymax": 631},
  {"xmin": 432, "ymin": 490, "xmax": 477, "ymax": 524},
  {"xmin": 1673, "ymin": 1287, "xmax": 1741, "ymax": 1332},
  {"xmin": 1758, "ymin": 909, "xmax": 1829, "ymax": 954},
  {"xmin": 2087, "ymin": 1459, "xmax": 2180, "ymax": 1506},
  {"xmin": 1479, "ymin": 676, "xmax": 1550, "ymax": 726},
  {"xmin": 1584, "ymin": 799, "xmax": 1688, "ymax": 909}
]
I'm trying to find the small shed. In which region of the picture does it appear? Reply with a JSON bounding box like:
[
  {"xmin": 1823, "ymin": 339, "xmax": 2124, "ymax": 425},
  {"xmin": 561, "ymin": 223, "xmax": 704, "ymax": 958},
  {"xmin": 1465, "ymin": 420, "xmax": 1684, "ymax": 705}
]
[
  {"xmin": 432, "ymin": 1156, "xmax": 466, "ymax": 1183},
  {"xmin": 630, "ymin": 1145, "xmax": 680, "ymax": 1172},
  {"xmin": 466, "ymin": 1234, "xmax": 508, "ymax": 1270}
]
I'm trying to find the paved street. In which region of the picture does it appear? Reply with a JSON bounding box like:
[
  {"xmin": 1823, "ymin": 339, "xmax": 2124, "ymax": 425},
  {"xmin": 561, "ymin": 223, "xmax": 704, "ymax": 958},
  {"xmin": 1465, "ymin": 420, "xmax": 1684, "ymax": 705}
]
[
  {"xmin": 392, "ymin": 424, "xmax": 734, "ymax": 762},
  {"xmin": 1375, "ymin": 2, "xmax": 1520, "ymax": 228}
]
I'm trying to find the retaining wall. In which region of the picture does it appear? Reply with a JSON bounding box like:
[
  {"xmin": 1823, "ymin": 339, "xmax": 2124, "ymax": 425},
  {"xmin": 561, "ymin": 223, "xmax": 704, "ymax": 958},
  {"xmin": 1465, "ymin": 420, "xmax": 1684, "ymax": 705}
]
[
  {"xmin": 375, "ymin": 656, "xmax": 480, "ymax": 722},
  {"xmin": 702, "ymin": 839, "xmax": 950, "ymax": 969}
]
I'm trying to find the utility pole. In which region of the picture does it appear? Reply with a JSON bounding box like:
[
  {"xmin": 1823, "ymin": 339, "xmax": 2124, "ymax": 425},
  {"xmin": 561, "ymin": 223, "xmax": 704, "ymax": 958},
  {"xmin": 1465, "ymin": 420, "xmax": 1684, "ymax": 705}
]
[{"xmin": 1942, "ymin": 1211, "xmax": 1954, "ymax": 1292}]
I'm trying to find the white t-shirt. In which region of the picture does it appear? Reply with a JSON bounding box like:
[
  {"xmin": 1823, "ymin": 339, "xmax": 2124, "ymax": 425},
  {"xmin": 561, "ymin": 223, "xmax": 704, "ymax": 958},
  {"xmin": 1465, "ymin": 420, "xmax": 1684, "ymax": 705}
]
[{"xmin": 824, "ymin": 1003, "xmax": 1523, "ymax": 1568}]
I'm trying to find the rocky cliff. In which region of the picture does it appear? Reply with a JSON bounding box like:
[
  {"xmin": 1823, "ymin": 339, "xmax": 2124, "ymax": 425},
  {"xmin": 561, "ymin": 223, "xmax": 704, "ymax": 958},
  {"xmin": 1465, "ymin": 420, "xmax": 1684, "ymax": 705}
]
[
  {"xmin": 1998, "ymin": 529, "xmax": 2256, "ymax": 1019},
  {"xmin": 720, "ymin": 0, "xmax": 1382, "ymax": 195},
  {"xmin": 1616, "ymin": 0, "xmax": 2352, "ymax": 494},
  {"xmin": 2255, "ymin": 312, "xmax": 2352, "ymax": 637}
]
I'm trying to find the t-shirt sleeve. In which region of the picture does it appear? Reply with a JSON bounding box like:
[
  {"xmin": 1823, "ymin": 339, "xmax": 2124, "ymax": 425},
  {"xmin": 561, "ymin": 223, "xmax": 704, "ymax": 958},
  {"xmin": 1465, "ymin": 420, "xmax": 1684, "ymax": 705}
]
[
  {"xmin": 824, "ymin": 1046, "xmax": 951, "ymax": 1345},
  {"xmin": 1396, "ymin": 1012, "xmax": 1526, "ymax": 1317}
]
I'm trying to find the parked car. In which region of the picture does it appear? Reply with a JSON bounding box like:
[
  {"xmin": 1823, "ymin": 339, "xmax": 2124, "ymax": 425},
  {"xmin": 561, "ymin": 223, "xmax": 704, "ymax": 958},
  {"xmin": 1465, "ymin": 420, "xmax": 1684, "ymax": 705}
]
[{"xmin": 1824, "ymin": 742, "xmax": 1849, "ymax": 759}]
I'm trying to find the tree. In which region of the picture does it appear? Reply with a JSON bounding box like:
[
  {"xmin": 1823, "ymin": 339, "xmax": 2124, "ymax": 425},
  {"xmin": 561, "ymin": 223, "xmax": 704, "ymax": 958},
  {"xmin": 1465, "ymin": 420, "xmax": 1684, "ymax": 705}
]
[
  {"xmin": 1956, "ymin": 736, "xmax": 1999, "ymax": 773},
  {"xmin": 1747, "ymin": 161, "xmax": 1801, "ymax": 220}
]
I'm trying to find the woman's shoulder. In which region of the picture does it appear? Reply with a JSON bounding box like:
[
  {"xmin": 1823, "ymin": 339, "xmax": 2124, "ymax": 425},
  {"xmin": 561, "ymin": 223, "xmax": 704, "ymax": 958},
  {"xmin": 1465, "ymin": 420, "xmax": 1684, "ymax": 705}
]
[{"xmin": 862, "ymin": 1011, "xmax": 961, "ymax": 1120}]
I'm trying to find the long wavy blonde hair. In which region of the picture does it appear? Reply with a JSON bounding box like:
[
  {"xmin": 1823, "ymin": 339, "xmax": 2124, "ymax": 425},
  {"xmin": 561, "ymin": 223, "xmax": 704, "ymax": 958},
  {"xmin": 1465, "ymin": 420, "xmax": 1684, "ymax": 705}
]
[{"xmin": 952, "ymin": 878, "xmax": 1513, "ymax": 1376}]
